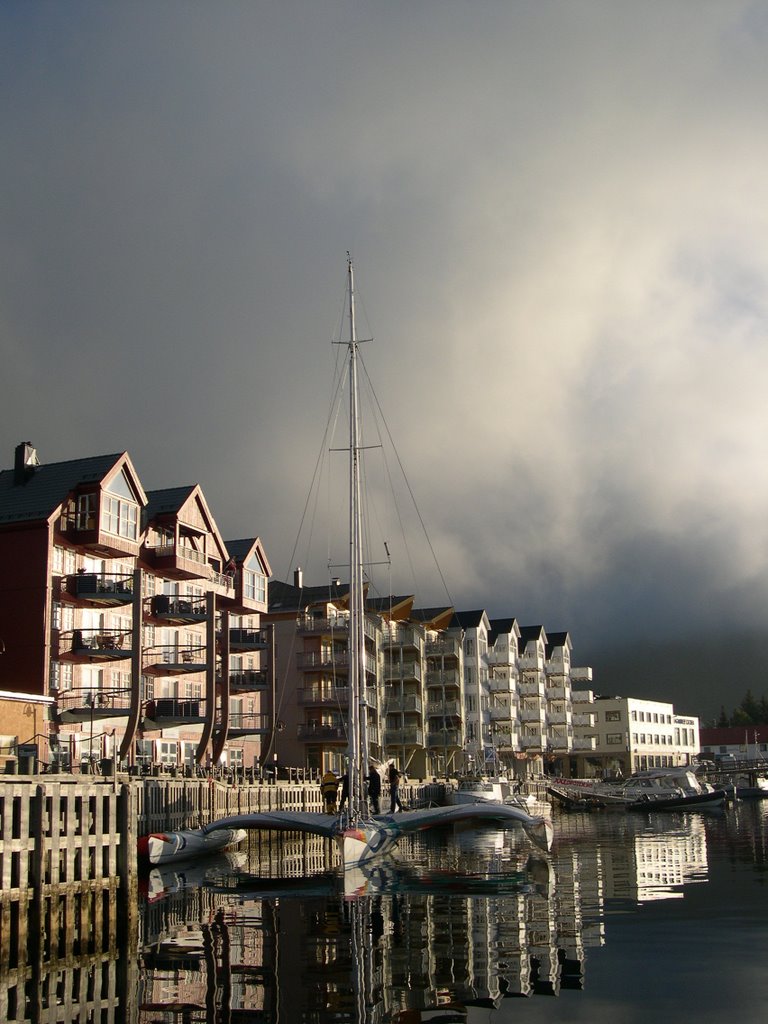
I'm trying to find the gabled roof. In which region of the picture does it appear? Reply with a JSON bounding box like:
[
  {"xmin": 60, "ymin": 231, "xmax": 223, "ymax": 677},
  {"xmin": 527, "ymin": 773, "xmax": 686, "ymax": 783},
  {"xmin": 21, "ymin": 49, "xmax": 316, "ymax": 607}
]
[
  {"xmin": 225, "ymin": 537, "xmax": 272, "ymax": 577},
  {"xmin": 410, "ymin": 606, "xmax": 455, "ymax": 631},
  {"xmin": 452, "ymin": 609, "xmax": 488, "ymax": 630},
  {"xmin": 0, "ymin": 451, "xmax": 144, "ymax": 526},
  {"xmin": 488, "ymin": 617, "xmax": 521, "ymax": 646},
  {"xmin": 545, "ymin": 631, "xmax": 572, "ymax": 655},
  {"xmin": 518, "ymin": 624, "xmax": 547, "ymax": 648},
  {"xmin": 143, "ymin": 486, "xmax": 197, "ymax": 520},
  {"xmin": 268, "ymin": 578, "xmax": 350, "ymax": 613},
  {"xmin": 145, "ymin": 483, "xmax": 230, "ymax": 564},
  {"xmin": 367, "ymin": 595, "xmax": 414, "ymax": 620}
]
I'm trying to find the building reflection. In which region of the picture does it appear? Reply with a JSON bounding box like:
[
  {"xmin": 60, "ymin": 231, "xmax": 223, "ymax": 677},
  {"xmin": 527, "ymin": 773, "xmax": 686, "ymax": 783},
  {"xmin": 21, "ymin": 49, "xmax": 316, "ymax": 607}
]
[{"xmin": 0, "ymin": 814, "xmax": 717, "ymax": 1021}]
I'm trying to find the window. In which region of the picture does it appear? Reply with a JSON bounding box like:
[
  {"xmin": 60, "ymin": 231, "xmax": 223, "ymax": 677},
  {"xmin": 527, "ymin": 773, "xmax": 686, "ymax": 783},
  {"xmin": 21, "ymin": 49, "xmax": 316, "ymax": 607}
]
[
  {"xmin": 102, "ymin": 495, "xmax": 138, "ymax": 540},
  {"xmin": 607, "ymin": 733, "xmax": 623, "ymax": 745},
  {"xmin": 244, "ymin": 570, "xmax": 267, "ymax": 603},
  {"xmin": 605, "ymin": 710, "xmax": 621, "ymax": 722},
  {"xmin": 465, "ymin": 638, "xmax": 475, "ymax": 657},
  {"xmin": 76, "ymin": 493, "xmax": 97, "ymax": 530}
]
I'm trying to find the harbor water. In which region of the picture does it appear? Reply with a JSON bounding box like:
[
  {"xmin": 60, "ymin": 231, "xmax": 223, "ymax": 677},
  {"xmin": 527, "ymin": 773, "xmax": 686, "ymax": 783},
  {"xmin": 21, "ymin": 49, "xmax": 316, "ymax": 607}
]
[{"xmin": 4, "ymin": 800, "xmax": 768, "ymax": 1022}]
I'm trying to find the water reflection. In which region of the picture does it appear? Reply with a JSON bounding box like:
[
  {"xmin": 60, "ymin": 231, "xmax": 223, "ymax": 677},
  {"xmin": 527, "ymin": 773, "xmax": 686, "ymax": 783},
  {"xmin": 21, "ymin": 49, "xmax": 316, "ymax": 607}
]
[
  {"xmin": 4, "ymin": 805, "xmax": 768, "ymax": 1021},
  {"xmin": 134, "ymin": 810, "xmax": 719, "ymax": 1021}
]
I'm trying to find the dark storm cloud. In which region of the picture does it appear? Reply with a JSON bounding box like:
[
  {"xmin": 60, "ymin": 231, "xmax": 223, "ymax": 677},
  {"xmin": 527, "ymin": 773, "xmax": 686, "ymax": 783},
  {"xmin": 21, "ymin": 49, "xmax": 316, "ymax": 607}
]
[{"xmin": 2, "ymin": 1, "xmax": 768, "ymax": 715}]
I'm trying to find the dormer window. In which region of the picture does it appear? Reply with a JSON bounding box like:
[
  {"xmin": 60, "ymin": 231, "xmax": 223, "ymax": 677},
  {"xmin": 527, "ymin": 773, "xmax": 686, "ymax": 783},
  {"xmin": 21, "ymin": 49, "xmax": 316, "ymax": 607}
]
[{"xmin": 102, "ymin": 469, "xmax": 140, "ymax": 541}]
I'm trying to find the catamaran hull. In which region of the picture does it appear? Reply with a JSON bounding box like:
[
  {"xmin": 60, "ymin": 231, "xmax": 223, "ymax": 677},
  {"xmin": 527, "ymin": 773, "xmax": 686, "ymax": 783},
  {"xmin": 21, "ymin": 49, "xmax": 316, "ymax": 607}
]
[
  {"xmin": 338, "ymin": 822, "xmax": 400, "ymax": 867},
  {"xmin": 138, "ymin": 827, "xmax": 247, "ymax": 866}
]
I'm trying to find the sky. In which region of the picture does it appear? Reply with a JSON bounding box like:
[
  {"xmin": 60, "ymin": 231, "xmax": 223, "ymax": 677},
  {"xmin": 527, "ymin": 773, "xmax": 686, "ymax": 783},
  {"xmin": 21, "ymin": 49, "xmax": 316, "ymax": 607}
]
[{"xmin": 2, "ymin": 1, "xmax": 768, "ymax": 721}]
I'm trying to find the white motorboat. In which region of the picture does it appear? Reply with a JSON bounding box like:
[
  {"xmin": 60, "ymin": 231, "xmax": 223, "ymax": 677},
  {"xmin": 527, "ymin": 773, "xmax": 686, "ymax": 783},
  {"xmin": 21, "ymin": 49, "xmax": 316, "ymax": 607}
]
[{"xmin": 548, "ymin": 768, "xmax": 728, "ymax": 812}]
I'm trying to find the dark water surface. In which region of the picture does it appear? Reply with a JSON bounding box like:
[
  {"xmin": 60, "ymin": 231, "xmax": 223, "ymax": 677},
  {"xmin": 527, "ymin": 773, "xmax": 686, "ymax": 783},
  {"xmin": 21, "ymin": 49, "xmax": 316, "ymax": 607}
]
[{"xmin": 138, "ymin": 801, "xmax": 768, "ymax": 1023}]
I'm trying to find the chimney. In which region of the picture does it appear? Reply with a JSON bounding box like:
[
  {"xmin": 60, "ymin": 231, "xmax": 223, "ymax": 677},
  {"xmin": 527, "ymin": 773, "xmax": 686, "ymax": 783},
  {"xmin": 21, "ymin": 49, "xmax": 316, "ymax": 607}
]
[
  {"xmin": 294, "ymin": 566, "xmax": 303, "ymax": 589},
  {"xmin": 14, "ymin": 441, "xmax": 39, "ymax": 485}
]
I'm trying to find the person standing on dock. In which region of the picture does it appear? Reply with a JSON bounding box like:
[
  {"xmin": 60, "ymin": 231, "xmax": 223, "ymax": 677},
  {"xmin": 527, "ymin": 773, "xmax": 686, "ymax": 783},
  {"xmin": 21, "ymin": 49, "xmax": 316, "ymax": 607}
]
[
  {"xmin": 367, "ymin": 764, "xmax": 382, "ymax": 814},
  {"xmin": 320, "ymin": 770, "xmax": 339, "ymax": 813},
  {"xmin": 388, "ymin": 761, "xmax": 405, "ymax": 812}
]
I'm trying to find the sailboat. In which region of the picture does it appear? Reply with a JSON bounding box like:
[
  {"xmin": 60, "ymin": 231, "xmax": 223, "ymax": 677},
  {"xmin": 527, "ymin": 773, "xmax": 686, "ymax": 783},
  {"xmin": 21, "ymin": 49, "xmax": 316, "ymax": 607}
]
[{"xmin": 201, "ymin": 256, "xmax": 553, "ymax": 868}]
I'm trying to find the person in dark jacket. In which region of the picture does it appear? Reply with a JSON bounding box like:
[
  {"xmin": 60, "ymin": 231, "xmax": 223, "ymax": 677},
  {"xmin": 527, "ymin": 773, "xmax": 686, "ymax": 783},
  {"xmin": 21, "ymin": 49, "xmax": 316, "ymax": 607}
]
[
  {"xmin": 320, "ymin": 771, "xmax": 338, "ymax": 813},
  {"xmin": 367, "ymin": 765, "xmax": 382, "ymax": 814},
  {"xmin": 388, "ymin": 761, "xmax": 405, "ymax": 812},
  {"xmin": 338, "ymin": 772, "xmax": 349, "ymax": 812}
]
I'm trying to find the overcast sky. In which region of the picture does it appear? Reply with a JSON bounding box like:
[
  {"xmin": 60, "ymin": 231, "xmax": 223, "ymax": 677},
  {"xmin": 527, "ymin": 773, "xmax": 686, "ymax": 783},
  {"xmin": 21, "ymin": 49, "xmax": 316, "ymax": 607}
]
[{"xmin": 2, "ymin": 2, "xmax": 768, "ymax": 718}]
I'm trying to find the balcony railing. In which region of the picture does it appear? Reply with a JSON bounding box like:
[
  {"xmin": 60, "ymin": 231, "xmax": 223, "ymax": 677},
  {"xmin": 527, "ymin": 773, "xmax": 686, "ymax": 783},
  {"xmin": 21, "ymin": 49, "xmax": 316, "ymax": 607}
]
[
  {"xmin": 383, "ymin": 661, "xmax": 422, "ymax": 683},
  {"xmin": 150, "ymin": 594, "xmax": 207, "ymax": 623},
  {"xmin": 227, "ymin": 712, "xmax": 272, "ymax": 736},
  {"xmin": 519, "ymin": 680, "xmax": 544, "ymax": 697},
  {"xmin": 56, "ymin": 687, "xmax": 132, "ymax": 723},
  {"xmin": 229, "ymin": 627, "xmax": 269, "ymax": 651},
  {"xmin": 384, "ymin": 694, "xmax": 423, "ymax": 714},
  {"xmin": 65, "ymin": 573, "xmax": 134, "ymax": 606},
  {"xmin": 547, "ymin": 709, "xmax": 572, "ymax": 725},
  {"xmin": 383, "ymin": 727, "xmax": 424, "ymax": 746},
  {"xmin": 489, "ymin": 705, "xmax": 513, "ymax": 721},
  {"xmin": 296, "ymin": 651, "xmax": 377, "ymax": 676},
  {"xmin": 61, "ymin": 629, "xmax": 132, "ymax": 661},
  {"xmin": 425, "ymin": 669, "xmax": 460, "ymax": 687},
  {"xmin": 229, "ymin": 669, "xmax": 268, "ymax": 692},
  {"xmin": 520, "ymin": 707, "xmax": 545, "ymax": 723},
  {"xmin": 545, "ymin": 684, "xmax": 570, "ymax": 701},
  {"xmin": 143, "ymin": 698, "xmax": 205, "ymax": 727},
  {"xmin": 573, "ymin": 735, "xmax": 597, "ymax": 750},
  {"xmin": 426, "ymin": 729, "xmax": 461, "ymax": 749},
  {"xmin": 297, "ymin": 723, "xmax": 347, "ymax": 742},
  {"xmin": 297, "ymin": 686, "xmax": 350, "ymax": 706},
  {"xmin": 143, "ymin": 645, "xmax": 207, "ymax": 675},
  {"xmin": 427, "ymin": 700, "xmax": 461, "ymax": 718},
  {"xmin": 384, "ymin": 626, "xmax": 424, "ymax": 651},
  {"xmin": 425, "ymin": 637, "xmax": 461, "ymax": 659}
]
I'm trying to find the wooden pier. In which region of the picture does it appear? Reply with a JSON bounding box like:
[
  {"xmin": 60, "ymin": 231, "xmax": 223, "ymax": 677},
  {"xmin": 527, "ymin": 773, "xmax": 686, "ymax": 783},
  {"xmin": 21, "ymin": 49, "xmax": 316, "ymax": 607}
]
[{"xmin": 0, "ymin": 771, "xmax": 445, "ymax": 1021}]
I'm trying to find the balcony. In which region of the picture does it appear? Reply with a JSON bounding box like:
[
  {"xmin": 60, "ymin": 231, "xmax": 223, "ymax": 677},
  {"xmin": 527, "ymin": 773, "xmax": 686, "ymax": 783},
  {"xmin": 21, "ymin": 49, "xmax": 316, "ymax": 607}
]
[
  {"xmin": 143, "ymin": 540, "xmax": 213, "ymax": 581},
  {"xmin": 56, "ymin": 687, "xmax": 132, "ymax": 724},
  {"xmin": 571, "ymin": 667, "xmax": 593, "ymax": 685},
  {"xmin": 545, "ymin": 684, "xmax": 570, "ymax": 701},
  {"xmin": 383, "ymin": 660, "xmax": 422, "ymax": 684},
  {"xmin": 229, "ymin": 669, "xmax": 268, "ymax": 693},
  {"xmin": 297, "ymin": 723, "xmax": 347, "ymax": 742},
  {"xmin": 143, "ymin": 698, "xmax": 206, "ymax": 730},
  {"xmin": 63, "ymin": 572, "xmax": 134, "ymax": 607},
  {"xmin": 143, "ymin": 645, "xmax": 207, "ymax": 676},
  {"xmin": 427, "ymin": 699, "xmax": 461, "ymax": 718},
  {"xmin": 489, "ymin": 675, "xmax": 515, "ymax": 692},
  {"xmin": 573, "ymin": 735, "xmax": 597, "ymax": 751},
  {"xmin": 521, "ymin": 706, "xmax": 545, "ymax": 724},
  {"xmin": 226, "ymin": 711, "xmax": 272, "ymax": 738},
  {"xmin": 519, "ymin": 679, "xmax": 544, "ymax": 697},
  {"xmin": 149, "ymin": 594, "xmax": 207, "ymax": 624},
  {"xmin": 383, "ymin": 727, "xmax": 424, "ymax": 746},
  {"xmin": 425, "ymin": 637, "xmax": 461, "ymax": 660},
  {"xmin": 297, "ymin": 614, "xmax": 349, "ymax": 636},
  {"xmin": 384, "ymin": 694, "xmax": 423, "ymax": 714},
  {"xmin": 549, "ymin": 730, "xmax": 573, "ymax": 753},
  {"xmin": 489, "ymin": 704, "xmax": 514, "ymax": 721},
  {"xmin": 229, "ymin": 627, "xmax": 269, "ymax": 652},
  {"xmin": 296, "ymin": 650, "xmax": 377, "ymax": 677},
  {"xmin": 60, "ymin": 629, "xmax": 132, "ymax": 663},
  {"xmin": 518, "ymin": 654, "xmax": 543, "ymax": 670},
  {"xmin": 425, "ymin": 669, "xmax": 460, "ymax": 687},
  {"xmin": 297, "ymin": 686, "xmax": 349, "ymax": 707},
  {"xmin": 385, "ymin": 625, "xmax": 424, "ymax": 653},
  {"xmin": 520, "ymin": 729, "xmax": 545, "ymax": 750},
  {"xmin": 572, "ymin": 688, "xmax": 595, "ymax": 705},
  {"xmin": 547, "ymin": 709, "xmax": 572, "ymax": 725},
  {"xmin": 572, "ymin": 711, "xmax": 596, "ymax": 727},
  {"xmin": 427, "ymin": 729, "xmax": 461, "ymax": 749}
]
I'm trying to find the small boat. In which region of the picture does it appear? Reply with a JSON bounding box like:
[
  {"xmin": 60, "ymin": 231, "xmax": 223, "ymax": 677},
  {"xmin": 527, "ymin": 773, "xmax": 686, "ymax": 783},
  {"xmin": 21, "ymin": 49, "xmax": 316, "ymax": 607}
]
[
  {"xmin": 449, "ymin": 775, "xmax": 539, "ymax": 814},
  {"xmin": 137, "ymin": 826, "xmax": 247, "ymax": 865},
  {"xmin": 735, "ymin": 773, "xmax": 768, "ymax": 799},
  {"xmin": 548, "ymin": 768, "xmax": 728, "ymax": 812}
]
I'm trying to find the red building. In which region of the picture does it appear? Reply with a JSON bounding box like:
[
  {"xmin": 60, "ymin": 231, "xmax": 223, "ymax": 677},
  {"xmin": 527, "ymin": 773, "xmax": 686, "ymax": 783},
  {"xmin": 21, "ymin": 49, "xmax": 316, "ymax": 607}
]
[{"xmin": 0, "ymin": 441, "xmax": 273, "ymax": 772}]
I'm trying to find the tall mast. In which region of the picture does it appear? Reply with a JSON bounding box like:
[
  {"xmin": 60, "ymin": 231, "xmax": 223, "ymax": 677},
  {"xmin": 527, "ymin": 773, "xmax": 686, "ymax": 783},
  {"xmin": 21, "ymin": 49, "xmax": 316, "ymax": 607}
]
[{"xmin": 347, "ymin": 254, "xmax": 367, "ymax": 821}]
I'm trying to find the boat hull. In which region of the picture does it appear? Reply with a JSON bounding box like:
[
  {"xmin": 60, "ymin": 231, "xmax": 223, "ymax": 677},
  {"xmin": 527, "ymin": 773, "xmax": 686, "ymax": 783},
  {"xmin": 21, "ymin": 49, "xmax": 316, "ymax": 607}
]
[{"xmin": 138, "ymin": 827, "xmax": 247, "ymax": 866}]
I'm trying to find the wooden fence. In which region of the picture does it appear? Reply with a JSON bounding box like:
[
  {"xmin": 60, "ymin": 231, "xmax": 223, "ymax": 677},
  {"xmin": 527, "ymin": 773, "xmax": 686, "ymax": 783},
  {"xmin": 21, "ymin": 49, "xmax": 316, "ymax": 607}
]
[{"xmin": 0, "ymin": 777, "xmax": 136, "ymax": 1023}]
